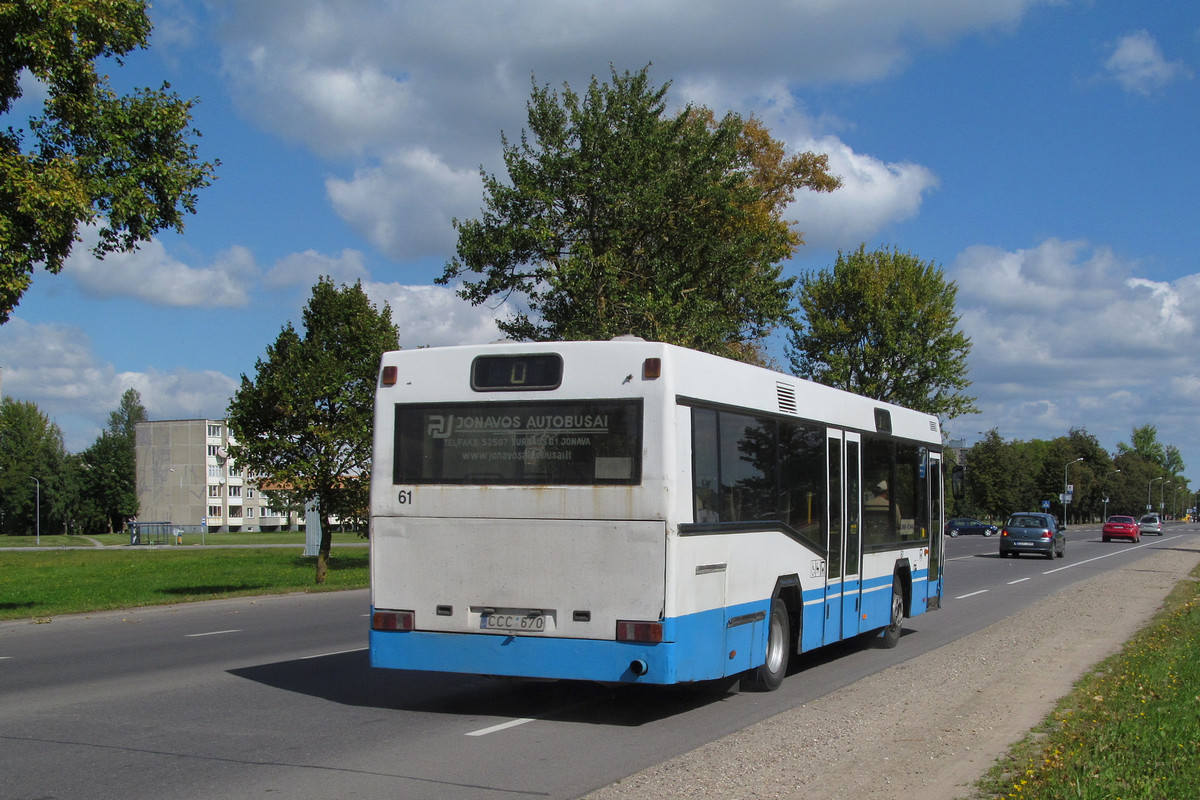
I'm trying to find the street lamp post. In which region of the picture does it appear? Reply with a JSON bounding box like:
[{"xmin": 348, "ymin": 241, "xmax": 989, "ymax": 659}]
[
  {"xmin": 1161, "ymin": 480, "xmax": 1171, "ymax": 519},
  {"xmin": 1064, "ymin": 457, "xmax": 1083, "ymax": 524},
  {"xmin": 1149, "ymin": 476, "xmax": 1164, "ymax": 514},
  {"xmin": 1103, "ymin": 469, "xmax": 1120, "ymax": 520},
  {"xmin": 29, "ymin": 476, "xmax": 40, "ymax": 545}
]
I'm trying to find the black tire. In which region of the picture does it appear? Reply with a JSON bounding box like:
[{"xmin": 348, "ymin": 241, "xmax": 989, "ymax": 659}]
[
  {"xmin": 948, "ymin": 529, "xmax": 959, "ymax": 538},
  {"xmin": 1056, "ymin": 544, "xmax": 1065, "ymax": 558},
  {"xmin": 1102, "ymin": 536, "xmax": 1110, "ymax": 543},
  {"xmin": 881, "ymin": 576, "xmax": 904, "ymax": 648},
  {"xmin": 744, "ymin": 598, "xmax": 790, "ymax": 692}
]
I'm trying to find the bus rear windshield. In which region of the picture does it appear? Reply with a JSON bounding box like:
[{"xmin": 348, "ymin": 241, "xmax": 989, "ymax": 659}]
[{"xmin": 393, "ymin": 400, "xmax": 643, "ymax": 485}]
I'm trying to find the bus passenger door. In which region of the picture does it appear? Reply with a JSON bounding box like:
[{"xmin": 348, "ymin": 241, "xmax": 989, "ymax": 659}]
[
  {"xmin": 927, "ymin": 454, "xmax": 944, "ymax": 606},
  {"xmin": 822, "ymin": 431, "xmax": 846, "ymax": 646},
  {"xmin": 841, "ymin": 433, "xmax": 862, "ymax": 637}
]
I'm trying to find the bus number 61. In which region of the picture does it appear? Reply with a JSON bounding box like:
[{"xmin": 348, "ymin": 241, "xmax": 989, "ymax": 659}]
[{"xmin": 397, "ymin": 489, "xmax": 414, "ymax": 504}]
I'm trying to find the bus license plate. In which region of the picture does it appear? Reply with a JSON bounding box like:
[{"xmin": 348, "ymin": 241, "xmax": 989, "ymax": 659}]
[{"xmin": 481, "ymin": 612, "xmax": 547, "ymax": 633}]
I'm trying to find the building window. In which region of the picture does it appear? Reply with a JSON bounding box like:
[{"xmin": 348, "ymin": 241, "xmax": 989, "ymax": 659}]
[
  {"xmin": 207, "ymin": 424, "xmax": 222, "ymax": 437},
  {"xmin": 208, "ymin": 485, "xmax": 221, "ymax": 498},
  {"xmin": 228, "ymin": 485, "xmax": 241, "ymax": 498},
  {"xmin": 228, "ymin": 506, "xmax": 243, "ymax": 519},
  {"xmin": 208, "ymin": 465, "xmax": 222, "ymax": 478},
  {"xmin": 246, "ymin": 508, "xmax": 254, "ymax": 519},
  {"xmin": 247, "ymin": 488, "xmax": 255, "ymax": 499},
  {"xmin": 208, "ymin": 506, "xmax": 223, "ymax": 518}
]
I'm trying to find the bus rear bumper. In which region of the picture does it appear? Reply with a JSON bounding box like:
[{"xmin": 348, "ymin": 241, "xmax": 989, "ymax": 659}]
[{"xmin": 368, "ymin": 603, "xmax": 766, "ymax": 686}]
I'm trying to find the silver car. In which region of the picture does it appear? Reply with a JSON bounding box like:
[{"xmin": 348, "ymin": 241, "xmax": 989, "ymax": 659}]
[
  {"xmin": 1138, "ymin": 514, "xmax": 1163, "ymax": 536},
  {"xmin": 999, "ymin": 512, "xmax": 1065, "ymax": 559}
]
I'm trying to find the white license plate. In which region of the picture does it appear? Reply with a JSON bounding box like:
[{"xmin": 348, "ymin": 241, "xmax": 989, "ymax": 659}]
[
  {"xmin": 1014, "ymin": 541, "xmax": 1034, "ymax": 546},
  {"xmin": 481, "ymin": 612, "xmax": 548, "ymax": 633}
]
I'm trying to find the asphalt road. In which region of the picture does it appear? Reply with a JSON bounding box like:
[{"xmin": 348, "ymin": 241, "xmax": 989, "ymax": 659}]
[{"xmin": 2, "ymin": 522, "xmax": 1194, "ymax": 800}]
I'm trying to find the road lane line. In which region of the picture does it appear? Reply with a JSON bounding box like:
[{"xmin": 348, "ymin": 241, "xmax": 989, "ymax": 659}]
[
  {"xmin": 955, "ymin": 590, "xmax": 989, "ymax": 599},
  {"xmin": 185, "ymin": 629, "xmax": 242, "ymax": 637},
  {"xmin": 301, "ymin": 647, "xmax": 367, "ymax": 660},
  {"xmin": 466, "ymin": 718, "xmax": 537, "ymax": 736},
  {"xmin": 1044, "ymin": 535, "xmax": 1186, "ymax": 575},
  {"xmin": 1008, "ymin": 577, "xmax": 1032, "ymax": 585}
]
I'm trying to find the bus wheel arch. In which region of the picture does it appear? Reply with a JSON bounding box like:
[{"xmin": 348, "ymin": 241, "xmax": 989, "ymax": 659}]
[
  {"xmin": 743, "ymin": 576, "xmax": 801, "ymax": 692},
  {"xmin": 881, "ymin": 563, "xmax": 911, "ymax": 649}
]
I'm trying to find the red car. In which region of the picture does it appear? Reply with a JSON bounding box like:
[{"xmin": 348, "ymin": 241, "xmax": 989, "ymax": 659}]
[{"xmin": 1102, "ymin": 515, "xmax": 1140, "ymax": 543}]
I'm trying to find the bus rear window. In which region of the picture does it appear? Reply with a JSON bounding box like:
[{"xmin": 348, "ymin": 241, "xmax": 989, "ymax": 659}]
[{"xmin": 393, "ymin": 400, "xmax": 642, "ymax": 485}]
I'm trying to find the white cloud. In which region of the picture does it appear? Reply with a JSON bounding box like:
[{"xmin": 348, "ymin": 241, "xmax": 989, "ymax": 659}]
[
  {"xmin": 1104, "ymin": 30, "xmax": 1192, "ymax": 95},
  {"xmin": 948, "ymin": 239, "xmax": 1200, "ymax": 462},
  {"xmin": 208, "ymin": 0, "xmax": 1034, "ymax": 254},
  {"xmin": 0, "ymin": 318, "xmax": 237, "ymax": 452},
  {"xmin": 362, "ymin": 282, "xmax": 508, "ymax": 349},
  {"xmin": 65, "ymin": 231, "xmax": 257, "ymax": 308},
  {"xmin": 326, "ymin": 149, "xmax": 483, "ymax": 261},
  {"xmin": 786, "ymin": 136, "xmax": 939, "ymax": 248},
  {"xmin": 264, "ymin": 248, "xmax": 371, "ymax": 289}
]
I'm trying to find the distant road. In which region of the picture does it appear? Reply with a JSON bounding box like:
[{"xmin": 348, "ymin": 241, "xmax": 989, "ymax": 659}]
[{"xmin": 2, "ymin": 523, "xmax": 1194, "ymax": 799}]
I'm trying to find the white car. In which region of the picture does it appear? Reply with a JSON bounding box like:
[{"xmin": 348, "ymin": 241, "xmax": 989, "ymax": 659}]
[{"xmin": 1138, "ymin": 514, "xmax": 1163, "ymax": 536}]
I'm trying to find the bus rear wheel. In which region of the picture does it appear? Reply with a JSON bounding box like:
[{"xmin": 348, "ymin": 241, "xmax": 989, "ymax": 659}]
[
  {"xmin": 881, "ymin": 576, "xmax": 904, "ymax": 648},
  {"xmin": 744, "ymin": 597, "xmax": 790, "ymax": 692}
]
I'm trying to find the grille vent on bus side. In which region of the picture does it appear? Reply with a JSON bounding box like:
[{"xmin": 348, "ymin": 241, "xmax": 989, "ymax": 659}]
[
  {"xmin": 930, "ymin": 420, "xmax": 939, "ymax": 433},
  {"xmin": 776, "ymin": 382, "xmax": 798, "ymax": 415}
]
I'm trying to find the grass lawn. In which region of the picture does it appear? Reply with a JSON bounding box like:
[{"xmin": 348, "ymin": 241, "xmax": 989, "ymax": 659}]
[
  {"xmin": 972, "ymin": 560, "xmax": 1200, "ymax": 799},
  {"xmin": 0, "ymin": 546, "xmax": 368, "ymax": 620}
]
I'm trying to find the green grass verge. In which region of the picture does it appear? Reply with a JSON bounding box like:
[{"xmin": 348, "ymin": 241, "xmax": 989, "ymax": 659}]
[
  {"xmin": 969, "ymin": 563, "xmax": 1200, "ymax": 799},
  {"xmin": 0, "ymin": 531, "xmax": 364, "ymax": 547},
  {"xmin": 0, "ymin": 547, "xmax": 369, "ymax": 620}
]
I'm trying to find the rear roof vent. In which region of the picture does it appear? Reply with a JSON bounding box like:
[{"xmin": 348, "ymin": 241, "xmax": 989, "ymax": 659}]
[{"xmin": 776, "ymin": 382, "xmax": 798, "ymax": 415}]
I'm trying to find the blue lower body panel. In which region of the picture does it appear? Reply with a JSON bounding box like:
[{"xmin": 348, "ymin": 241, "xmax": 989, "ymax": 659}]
[{"xmin": 369, "ymin": 599, "xmax": 769, "ymax": 685}]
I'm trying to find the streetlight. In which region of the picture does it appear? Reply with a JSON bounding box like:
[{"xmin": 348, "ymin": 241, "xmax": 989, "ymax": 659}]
[
  {"xmin": 1161, "ymin": 480, "xmax": 1171, "ymax": 520},
  {"xmin": 1149, "ymin": 476, "xmax": 1164, "ymax": 514},
  {"xmin": 29, "ymin": 476, "xmax": 40, "ymax": 546},
  {"xmin": 1103, "ymin": 469, "xmax": 1120, "ymax": 520},
  {"xmin": 1063, "ymin": 457, "xmax": 1083, "ymax": 524}
]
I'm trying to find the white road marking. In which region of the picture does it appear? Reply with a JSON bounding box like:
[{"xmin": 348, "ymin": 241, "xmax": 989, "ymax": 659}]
[
  {"xmin": 185, "ymin": 629, "xmax": 242, "ymax": 637},
  {"xmin": 466, "ymin": 718, "xmax": 537, "ymax": 737},
  {"xmin": 301, "ymin": 647, "xmax": 367, "ymax": 660},
  {"xmin": 955, "ymin": 590, "xmax": 989, "ymax": 599}
]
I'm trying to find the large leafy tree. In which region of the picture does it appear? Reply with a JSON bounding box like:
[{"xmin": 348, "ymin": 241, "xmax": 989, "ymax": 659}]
[
  {"xmin": 0, "ymin": 397, "xmax": 67, "ymax": 535},
  {"xmin": 439, "ymin": 66, "xmax": 839, "ymax": 360},
  {"xmin": 0, "ymin": 0, "xmax": 218, "ymax": 323},
  {"xmin": 786, "ymin": 244, "xmax": 977, "ymax": 419},
  {"xmin": 73, "ymin": 387, "xmax": 146, "ymax": 533},
  {"xmin": 227, "ymin": 278, "xmax": 399, "ymax": 583}
]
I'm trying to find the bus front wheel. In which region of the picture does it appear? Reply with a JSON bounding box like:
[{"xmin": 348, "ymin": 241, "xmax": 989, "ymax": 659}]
[{"xmin": 744, "ymin": 597, "xmax": 790, "ymax": 692}]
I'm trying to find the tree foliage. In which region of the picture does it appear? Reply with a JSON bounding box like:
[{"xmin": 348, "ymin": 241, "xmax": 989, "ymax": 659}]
[
  {"xmin": 0, "ymin": 0, "xmax": 218, "ymax": 323},
  {"xmin": 226, "ymin": 278, "xmax": 398, "ymax": 583},
  {"xmin": 439, "ymin": 66, "xmax": 840, "ymax": 361},
  {"xmin": 72, "ymin": 387, "xmax": 146, "ymax": 533},
  {"xmin": 786, "ymin": 244, "xmax": 976, "ymax": 419},
  {"xmin": 0, "ymin": 396, "xmax": 67, "ymax": 534}
]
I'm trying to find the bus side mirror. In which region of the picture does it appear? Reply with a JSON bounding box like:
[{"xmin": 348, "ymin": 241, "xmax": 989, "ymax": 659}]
[{"xmin": 951, "ymin": 465, "xmax": 965, "ymax": 500}]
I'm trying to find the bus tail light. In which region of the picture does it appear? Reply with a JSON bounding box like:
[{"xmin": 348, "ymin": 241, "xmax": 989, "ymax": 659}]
[
  {"xmin": 372, "ymin": 610, "xmax": 414, "ymax": 632},
  {"xmin": 380, "ymin": 365, "xmax": 398, "ymax": 386},
  {"xmin": 616, "ymin": 620, "xmax": 663, "ymax": 643},
  {"xmin": 643, "ymin": 358, "xmax": 661, "ymax": 379}
]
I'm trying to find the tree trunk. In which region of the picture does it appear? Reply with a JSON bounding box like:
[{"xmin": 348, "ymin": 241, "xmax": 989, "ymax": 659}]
[{"xmin": 315, "ymin": 511, "xmax": 334, "ymax": 585}]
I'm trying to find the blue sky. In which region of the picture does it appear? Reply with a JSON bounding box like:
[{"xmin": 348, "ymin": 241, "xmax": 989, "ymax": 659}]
[{"xmin": 2, "ymin": 0, "xmax": 1198, "ymax": 494}]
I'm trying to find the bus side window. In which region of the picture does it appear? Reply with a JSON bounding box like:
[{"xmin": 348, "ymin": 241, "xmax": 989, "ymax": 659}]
[{"xmin": 692, "ymin": 408, "xmax": 720, "ymax": 522}]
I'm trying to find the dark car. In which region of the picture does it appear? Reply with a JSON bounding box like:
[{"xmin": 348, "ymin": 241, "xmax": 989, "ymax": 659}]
[
  {"xmin": 1102, "ymin": 515, "xmax": 1140, "ymax": 543},
  {"xmin": 999, "ymin": 512, "xmax": 1065, "ymax": 559},
  {"xmin": 1138, "ymin": 514, "xmax": 1163, "ymax": 536},
  {"xmin": 945, "ymin": 517, "xmax": 998, "ymax": 537}
]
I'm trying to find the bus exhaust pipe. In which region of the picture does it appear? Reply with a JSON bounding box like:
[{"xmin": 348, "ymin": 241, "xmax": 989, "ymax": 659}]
[{"xmin": 630, "ymin": 659, "xmax": 648, "ymax": 676}]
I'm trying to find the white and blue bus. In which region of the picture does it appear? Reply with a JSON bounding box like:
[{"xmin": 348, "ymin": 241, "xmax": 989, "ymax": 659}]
[{"xmin": 369, "ymin": 339, "xmax": 945, "ymax": 691}]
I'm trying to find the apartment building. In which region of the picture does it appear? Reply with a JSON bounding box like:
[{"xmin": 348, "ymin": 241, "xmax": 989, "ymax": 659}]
[{"xmin": 134, "ymin": 419, "xmax": 301, "ymax": 532}]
